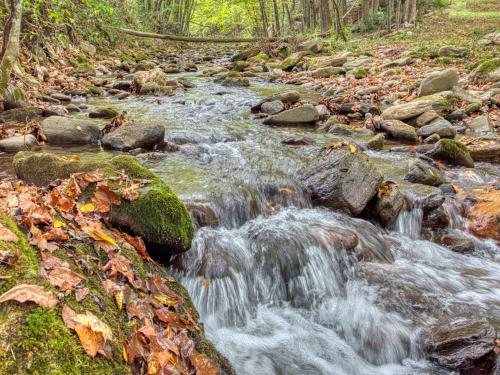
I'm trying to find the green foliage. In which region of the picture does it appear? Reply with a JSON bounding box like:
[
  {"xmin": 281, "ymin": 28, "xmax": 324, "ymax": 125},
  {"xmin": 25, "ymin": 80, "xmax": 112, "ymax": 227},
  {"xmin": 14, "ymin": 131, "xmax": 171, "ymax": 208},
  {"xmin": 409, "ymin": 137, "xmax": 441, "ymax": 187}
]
[{"xmin": 358, "ymin": 10, "xmax": 385, "ymax": 33}]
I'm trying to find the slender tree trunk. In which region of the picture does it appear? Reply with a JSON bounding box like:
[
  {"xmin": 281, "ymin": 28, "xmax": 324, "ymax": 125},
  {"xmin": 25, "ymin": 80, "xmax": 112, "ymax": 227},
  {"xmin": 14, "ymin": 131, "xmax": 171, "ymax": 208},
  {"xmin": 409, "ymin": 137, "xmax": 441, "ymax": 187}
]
[
  {"xmin": 0, "ymin": 0, "xmax": 23, "ymax": 112},
  {"xmin": 273, "ymin": 0, "xmax": 281, "ymax": 36}
]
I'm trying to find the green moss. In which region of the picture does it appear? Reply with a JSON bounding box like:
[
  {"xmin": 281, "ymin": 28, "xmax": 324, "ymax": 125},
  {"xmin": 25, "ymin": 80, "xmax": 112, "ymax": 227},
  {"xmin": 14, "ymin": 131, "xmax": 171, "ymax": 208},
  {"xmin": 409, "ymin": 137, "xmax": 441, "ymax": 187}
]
[
  {"xmin": 75, "ymin": 53, "xmax": 88, "ymax": 64},
  {"xmin": 471, "ymin": 58, "xmax": 500, "ymax": 81},
  {"xmin": 75, "ymin": 63, "xmax": 96, "ymax": 74},
  {"xmin": 251, "ymin": 52, "xmax": 269, "ymax": 63},
  {"xmin": 85, "ymin": 83, "xmax": 104, "ymax": 96},
  {"xmin": 353, "ymin": 66, "xmax": 368, "ymax": 79},
  {"xmin": 428, "ymin": 139, "xmax": 474, "ymax": 168}
]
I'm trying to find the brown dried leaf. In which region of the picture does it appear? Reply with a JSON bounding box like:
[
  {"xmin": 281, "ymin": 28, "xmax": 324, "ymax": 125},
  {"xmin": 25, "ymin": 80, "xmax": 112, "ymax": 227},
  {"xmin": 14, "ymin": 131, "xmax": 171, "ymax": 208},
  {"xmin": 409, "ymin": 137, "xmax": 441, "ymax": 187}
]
[
  {"xmin": 0, "ymin": 284, "xmax": 58, "ymax": 308},
  {"xmin": 92, "ymin": 182, "xmax": 121, "ymax": 213},
  {"xmin": 103, "ymin": 255, "xmax": 139, "ymax": 287},
  {"xmin": 41, "ymin": 253, "xmax": 70, "ymax": 270},
  {"xmin": 0, "ymin": 223, "xmax": 18, "ymax": 242},
  {"xmin": 75, "ymin": 287, "xmax": 90, "ymax": 302},
  {"xmin": 190, "ymin": 351, "xmax": 219, "ymax": 375},
  {"xmin": 47, "ymin": 267, "xmax": 86, "ymax": 292},
  {"xmin": 123, "ymin": 233, "xmax": 149, "ymax": 259}
]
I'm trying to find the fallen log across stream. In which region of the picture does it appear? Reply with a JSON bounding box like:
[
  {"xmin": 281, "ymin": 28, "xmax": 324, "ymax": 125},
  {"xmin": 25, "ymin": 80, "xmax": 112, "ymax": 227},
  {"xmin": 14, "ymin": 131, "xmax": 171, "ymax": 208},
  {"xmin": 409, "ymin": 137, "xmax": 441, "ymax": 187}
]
[{"xmin": 117, "ymin": 27, "xmax": 290, "ymax": 43}]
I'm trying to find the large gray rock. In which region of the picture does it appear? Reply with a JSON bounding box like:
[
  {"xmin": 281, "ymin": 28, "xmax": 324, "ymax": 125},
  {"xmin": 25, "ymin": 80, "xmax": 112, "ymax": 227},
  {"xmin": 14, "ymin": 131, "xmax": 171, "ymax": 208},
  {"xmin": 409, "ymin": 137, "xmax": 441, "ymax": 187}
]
[
  {"xmin": 0, "ymin": 107, "xmax": 44, "ymax": 123},
  {"xmin": 251, "ymin": 91, "xmax": 300, "ymax": 112},
  {"xmin": 418, "ymin": 68, "xmax": 459, "ymax": 97},
  {"xmin": 467, "ymin": 115, "xmax": 493, "ymax": 135},
  {"xmin": 404, "ymin": 158, "xmax": 446, "ymax": 186},
  {"xmin": 281, "ymin": 52, "xmax": 306, "ymax": 70},
  {"xmin": 298, "ymin": 148, "xmax": 383, "ymax": 216},
  {"xmin": 416, "ymin": 110, "xmax": 440, "ymax": 127},
  {"xmin": 41, "ymin": 116, "xmax": 100, "ymax": 145},
  {"xmin": 423, "ymin": 319, "xmax": 496, "ymax": 373},
  {"xmin": 468, "ymin": 144, "xmax": 500, "ymax": 163},
  {"xmin": 89, "ymin": 107, "xmax": 119, "ymax": 119},
  {"xmin": 438, "ymin": 46, "xmax": 469, "ymax": 57},
  {"xmin": 102, "ymin": 123, "xmax": 165, "ymax": 151},
  {"xmin": 0, "ymin": 134, "xmax": 37, "ymax": 153},
  {"xmin": 426, "ymin": 139, "xmax": 474, "ymax": 168},
  {"xmin": 382, "ymin": 100, "xmax": 433, "ymax": 121},
  {"xmin": 364, "ymin": 133, "xmax": 385, "ymax": 151},
  {"xmin": 417, "ymin": 118, "xmax": 456, "ymax": 139},
  {"xmin": 263, "ymin": 105, "xmax": 319, "ymax": 126},
  {"xmin": 380, "ymin": 120, "xmax": 418, "ymax": 143}
]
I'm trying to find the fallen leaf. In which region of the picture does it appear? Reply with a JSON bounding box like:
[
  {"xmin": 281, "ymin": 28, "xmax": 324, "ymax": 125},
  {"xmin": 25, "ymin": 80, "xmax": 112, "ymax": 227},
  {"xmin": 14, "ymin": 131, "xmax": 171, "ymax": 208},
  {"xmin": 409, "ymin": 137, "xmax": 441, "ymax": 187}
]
[
  {"xmin": 41, "ymin": 253, "xmax": 70, "ymax": 270},
  {"xmin": 80, "ymin": 203, "xmax": 95, "ymax": 213},
  {"xmin": 92, "ymin": 182, "xmax": 121, "ymax": 213},
  {"xmin": 0, "ymin": 223, "xmax": 18, "ymax": 243},
  {"xmin": 0, "ymin": 284, "xmax": 58, "ymax": 308},
  {"xmin": 190, "ymin": 352, "xmax": 219, "ymax": 375},
  {"xmin": 123, "ymin": 233, "xmax": 149, "ymax": 259},
  {"xmin": 75, "ymin": 287, "xmax": 90, "ymax": 302},
  {"xmin": 47, "ymin": 267, "xmax": 86, "ymax": 292}
]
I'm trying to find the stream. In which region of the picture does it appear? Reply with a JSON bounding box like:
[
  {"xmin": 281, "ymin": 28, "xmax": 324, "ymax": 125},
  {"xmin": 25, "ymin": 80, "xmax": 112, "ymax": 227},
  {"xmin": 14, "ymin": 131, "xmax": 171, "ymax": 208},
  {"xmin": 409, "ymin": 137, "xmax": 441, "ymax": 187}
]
[{"xmin": 2, "ymin": 71, "xmax": 499, "ymax": 374}]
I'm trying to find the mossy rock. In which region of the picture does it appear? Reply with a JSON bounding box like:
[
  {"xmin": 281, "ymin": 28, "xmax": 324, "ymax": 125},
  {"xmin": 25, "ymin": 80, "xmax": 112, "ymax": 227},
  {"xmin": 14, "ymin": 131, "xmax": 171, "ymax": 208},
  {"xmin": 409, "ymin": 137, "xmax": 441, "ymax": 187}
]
[
  {"xmin": 469, "ymin": 58, "xmax": 500, "ymax": 83},
  {"xmin": 0, "ymin": 212, "xmax": 234, "ymax": 374},
  {"xmin": 249, "ymin": 52, "xmax": 269, "ymax": 64},
  {"xmin": 426, "ymin": 139, "xmax": 474, "ymax": 168},
  {"xmin": 13, "ymin": 152, "xmax": 194, "ymax": 255},
  {"xmin": 353, "ymin": 67, "xmax": 368, "ymax": 79},
  {"xmin": 75, "ymin": 63, "xmax": 96, "ymax": 75},
  {"xmin": 85, "ymin": 83, "xmax": 104, "ymax": 96}
]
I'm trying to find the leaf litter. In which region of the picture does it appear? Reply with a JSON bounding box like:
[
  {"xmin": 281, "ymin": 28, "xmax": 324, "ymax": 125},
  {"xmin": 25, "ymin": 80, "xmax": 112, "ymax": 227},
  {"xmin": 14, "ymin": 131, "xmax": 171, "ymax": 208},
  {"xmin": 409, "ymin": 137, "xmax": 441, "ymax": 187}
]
[{"xmin": 0, "ymin": 170, "xmax": 219, "ymax": 373}]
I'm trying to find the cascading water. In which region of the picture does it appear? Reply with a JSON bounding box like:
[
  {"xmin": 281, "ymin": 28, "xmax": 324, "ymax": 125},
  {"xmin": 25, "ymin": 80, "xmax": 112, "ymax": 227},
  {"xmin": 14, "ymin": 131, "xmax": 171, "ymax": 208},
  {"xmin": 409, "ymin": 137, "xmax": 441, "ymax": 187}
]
[{"xmin": 41, "ymin": 72, "xmax": 499, "ymax": 374}]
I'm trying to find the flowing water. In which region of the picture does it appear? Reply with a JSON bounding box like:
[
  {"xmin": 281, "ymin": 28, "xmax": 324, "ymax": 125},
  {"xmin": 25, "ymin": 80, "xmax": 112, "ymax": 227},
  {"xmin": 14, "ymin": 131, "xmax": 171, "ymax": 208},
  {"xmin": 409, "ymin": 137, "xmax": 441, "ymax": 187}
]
[{"xmin": 2, "ymin": 70, "xmax": 499, "ymax": 374}]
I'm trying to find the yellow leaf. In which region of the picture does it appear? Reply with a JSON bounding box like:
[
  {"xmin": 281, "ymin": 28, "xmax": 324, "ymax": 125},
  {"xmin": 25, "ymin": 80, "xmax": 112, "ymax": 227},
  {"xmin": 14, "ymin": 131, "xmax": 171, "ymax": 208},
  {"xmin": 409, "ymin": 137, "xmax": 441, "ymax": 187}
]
[
  {"xmin": 80, "ymin": 203, "xmax": 95, "ymax": 213},
  {"xmin": 53, "ymin": 220, "xmax": 66, "ymax": 228},
  {"xmin": 122, "ymin": 344, "xmax": 128, "ymax": 363},
  {"xmin": 349, "ymin": 144, "xmax": 357, "ymax": 153},
  {"xmin": 153, "ymin": 295, "xmax": 177, "ymax": 306},
  {"xmin": 93, "ymin": 231, "xmax": 117, "ymax": 247},
  {"xmin": 69, "ymin": 155, "xmax": 81, "ymax": 161},
  {"xmin": 114, "ymin": 291, "xmax": 123, "ymax": 311}
]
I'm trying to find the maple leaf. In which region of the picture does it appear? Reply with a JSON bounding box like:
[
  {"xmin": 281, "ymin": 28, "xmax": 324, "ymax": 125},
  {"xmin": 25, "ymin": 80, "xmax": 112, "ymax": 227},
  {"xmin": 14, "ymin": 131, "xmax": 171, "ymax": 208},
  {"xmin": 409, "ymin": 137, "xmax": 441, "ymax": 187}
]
[
  {"xmin": 0, "ymin": 284, "xmax": 58, "ymax": 308},
  {"xmin": 123, "ymin": 233, "xmax": 149, "ymax": 259},
  {"xmin": 72, "ymin": 171, "xmax": 103, "ymax": 191},
  {"xmin": 47, "ymin": 188, "xmax": 75, "ymax": 213},
  {"xmin": 190, "ymin": 352, "xmax": 219, "ymax": 375},
  {"xmin": 103, "ymin": 255, "xmax": 140, "ymax": 287},
  {"xmin": 0, "ymin": 223, "xmax": 18, "ymax": 243}
]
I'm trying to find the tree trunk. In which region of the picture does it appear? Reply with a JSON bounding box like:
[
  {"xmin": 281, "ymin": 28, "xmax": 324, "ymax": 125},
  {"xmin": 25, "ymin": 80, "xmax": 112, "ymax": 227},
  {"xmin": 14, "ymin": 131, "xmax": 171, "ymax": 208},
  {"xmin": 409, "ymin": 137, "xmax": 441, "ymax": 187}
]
[
  {"xmin": 0, "ymin": 0, "xmax": 23, "ymax": 112},
  {"xmin": 319, "ymin": 0, "xmax": 332, "ymax": 34}
]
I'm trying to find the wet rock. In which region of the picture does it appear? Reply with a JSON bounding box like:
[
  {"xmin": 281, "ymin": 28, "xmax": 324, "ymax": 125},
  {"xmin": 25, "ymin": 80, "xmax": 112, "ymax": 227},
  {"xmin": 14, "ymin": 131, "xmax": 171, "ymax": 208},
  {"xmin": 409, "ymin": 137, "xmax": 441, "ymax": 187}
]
[
  {"xmin": 4, "ymin": 85, "xmax": 28, "ymax": 110},
  {"xmin": 416, "ymin": 110, "xmax": 440, "ymax": 127},
  {"xmin": 186, "ymin": 202, "xmax": 219, "ymax": 228},
  {"xmin": 0, "ymin": 135, "xmax": 38, "ymax": 153},
  {"xmin": 404, "ymin": 158, "xmax": 446, "ymax": 187},
  {"xmin": 89, "ymin": 107, "xmax": 119, "ymax": 119},
  {"xmin": 263, "ymin": 104, "xmax": 319, "ymax": 126},
  {"xmin": 0, "ymin": 107, "xmax": 44, "ymax": 123},
  {"xmin": 221, "ymin": 76, "xmax": 250, "ymax": 87},
  {"xmin": 328, "ymin": 124, "xmax": 354, "ymax": 136},
  {"xmin": 365, "ymin": 181, "xmax": 405, "ymax": 228},
  {"xmin": 315, "ymin": 104, "xmax": 330, "ymax": 120},
  {"xmin": 417, "ymin": 118, "xmax": 456, "ymax": 139},
  {"xmin": 382, "ymin": 100, "xmax": 433, "ymax": 121},
  {"xmin": 426, "ymin": 139, "xmax": 474, "ymax": 168},
  {"xmin": 364, "ymin": 133, "xmax": 385, "ymax": 151},
  {"xmin": 134, "ymin": 68, "xmax": 169, "ymax": 92},
  {"xmin": 421, "ymin": 194, "xmax": 445, "ymax": 213},
  {"xmin": 232, "ymin": 47, "xmax": 260, "ymax": 62},
  {"xmin": 418, "ymin": 68, "xmax": 459, "ymax": 97},
  {"xmin": 261, "ymin": 100, "xmax": 285, "ymax": 115},
  {"xmin": 423, "ymin": 205, "xmax": 449, "ymax": 228},
  {"xmin": 440, "ymin": 233, "xmax": 475, "ymax": 253},
  {"xmin": 467, "ymin": 115, "xmax": 493, "ymax": 135},
  {"xmin": 423, "ymin": 319, "xmax": 496, "ymax": 374},
  {"xmin": 380, "ymin": 120, "xmax": 418, "ymax": 143},
  {"xmin": 438, "ymin": 46, "xmax": 469, "ymax": 57},
  {"xmin": 41, "ymin": 116, "xmax": 100, "ymax": 145},
  {"xmin": 298, "ymin": 39, "xmax": 323, "ymax": 53},
  {"xmin": 281, "ymin": 137, "xmax": 313, "ymax": 146},
  {"xmin": 298, "ymin": 148, "xmax": 383, "ymax": 216},
  {"xmin": 112, "ymin": 80, "xmax": 133, "ymax": 91},
  {"xmin": 50, "ymin": 93, "xmax": 72, "ymax": 102},
  {"xmin": 102, "ymin": 123, "xmax": 165, "ymax": 151},
  {"xmin": 66, "ymin": 104, "xmax": 81, "ymax": 113},
  {"xmin": 446, "ymin": 109, "xmax": 465, "ymax": 121},
  {"xmin": 139, "ymin": 83, "xmax": 175, "ymax": 96},
  {"xmin": 252, "ymin": 91, "xmax": 300, "ymax": 112},
  {"xmin": 468, "ymin": 143, "xmax": 500, "ymax": 163},
  {"xmin": 466, "ymin": 189, "xmax": 500, "ymax": 241}
]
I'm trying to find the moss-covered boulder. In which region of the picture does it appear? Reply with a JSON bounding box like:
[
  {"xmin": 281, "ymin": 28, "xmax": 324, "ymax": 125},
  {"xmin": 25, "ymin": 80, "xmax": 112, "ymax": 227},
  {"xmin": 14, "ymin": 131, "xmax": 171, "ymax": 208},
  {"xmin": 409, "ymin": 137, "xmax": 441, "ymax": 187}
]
[
  {"xmin": 13, "ymin": 152, "xmax": 194, "ymax": 255},
  {"xmin": 0, "ymin": 211, "xmax": 234, "ymax": 375},
  {"xmin": 469, "ymin": 58, "xmax": 500, "ymax": 83},
  {"xmin": 426, "ymin": 139, "xmax": 474, "ymax": 168}
]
